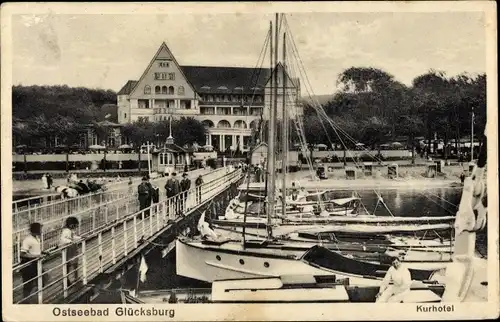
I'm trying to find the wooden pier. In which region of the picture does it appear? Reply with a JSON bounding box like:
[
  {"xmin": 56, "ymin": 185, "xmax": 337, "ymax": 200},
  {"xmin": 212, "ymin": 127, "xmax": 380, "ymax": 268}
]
[{"xmin": 11, "ymin": 167, "xmax": 243, "ymax": 304}]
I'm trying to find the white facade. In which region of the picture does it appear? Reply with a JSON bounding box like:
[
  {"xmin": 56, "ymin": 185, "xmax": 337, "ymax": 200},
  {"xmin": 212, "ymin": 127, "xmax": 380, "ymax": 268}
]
[{"xmin": 117, "ymin": 43, "xmax": 302, "ymax": 152}]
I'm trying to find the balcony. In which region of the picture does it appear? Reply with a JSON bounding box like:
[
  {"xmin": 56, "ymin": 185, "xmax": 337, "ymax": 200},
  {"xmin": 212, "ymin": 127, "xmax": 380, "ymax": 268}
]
[
  {"xmin": 153, "ymin": 108, "xmax": 198, "ymax": 116},
  {"xmin": 198, "ymin": 100, "xmax": 264, "ymax": 107}
]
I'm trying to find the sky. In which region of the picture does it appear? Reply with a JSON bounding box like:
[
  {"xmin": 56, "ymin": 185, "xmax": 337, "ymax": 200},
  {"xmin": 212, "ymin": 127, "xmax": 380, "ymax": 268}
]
[{"xmin": 11, "ymin": 11, "xmax": 486, "ymax": 95}]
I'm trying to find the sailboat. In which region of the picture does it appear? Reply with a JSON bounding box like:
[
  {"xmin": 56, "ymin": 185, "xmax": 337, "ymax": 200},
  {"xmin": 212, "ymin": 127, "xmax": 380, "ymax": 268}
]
[{"xmin": 176, "ymin": 14, "xmax": 454, "ymax": 286}]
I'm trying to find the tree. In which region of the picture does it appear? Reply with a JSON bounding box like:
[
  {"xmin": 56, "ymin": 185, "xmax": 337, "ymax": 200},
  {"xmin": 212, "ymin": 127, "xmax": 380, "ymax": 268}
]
[
  {"xmin": 361, "ymin": 116, "xmax": 390, "ymax": 158},
  {"xmin": 12, "ymin": 85, "xmax": 117, "ymax": 149},
  {"xmin": 171, "ymin": 117, "xmax": 207, "ymax": 147},
  {"xmin": 337, "ymin": 67, "xmax": 396, "ymax": 93}
]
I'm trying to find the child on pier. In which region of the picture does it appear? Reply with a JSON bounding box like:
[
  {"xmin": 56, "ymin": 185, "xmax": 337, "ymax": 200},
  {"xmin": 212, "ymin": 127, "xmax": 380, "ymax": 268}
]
[{"xmin": 59, "ymin": 217, "xmax": 82, "ymax": 285}]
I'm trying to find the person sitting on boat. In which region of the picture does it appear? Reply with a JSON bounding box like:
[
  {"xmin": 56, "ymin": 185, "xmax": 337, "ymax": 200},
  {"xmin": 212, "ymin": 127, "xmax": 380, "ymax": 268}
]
[
  {"xmin": 376, "ymin": 256, "xmax": 412, "ymax": 303},
  {"xmin": 224, "ymin": 199, "xmax": 241, "ymax": 220}
]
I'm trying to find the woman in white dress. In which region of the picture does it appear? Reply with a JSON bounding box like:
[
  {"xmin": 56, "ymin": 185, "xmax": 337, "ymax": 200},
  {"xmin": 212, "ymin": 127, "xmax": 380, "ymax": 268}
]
[{"xmin": 41, "ymin": 174, "xmax": 48, "ymax": 189}]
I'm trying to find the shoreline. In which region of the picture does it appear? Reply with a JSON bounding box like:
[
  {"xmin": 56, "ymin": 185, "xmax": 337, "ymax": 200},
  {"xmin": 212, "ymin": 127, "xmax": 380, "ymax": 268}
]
[{"xmin": 242, "ymin": 177, "xmax": 462, "ymax": 190}]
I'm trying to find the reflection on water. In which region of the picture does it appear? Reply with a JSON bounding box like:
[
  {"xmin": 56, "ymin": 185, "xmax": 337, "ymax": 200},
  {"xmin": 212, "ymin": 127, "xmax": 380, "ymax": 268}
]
[
  {"xmin": 123, "ymin": 187, "xmax": 488, "ymax": 291},
  {"xmin": 333, "ymin": 188, "xmax": 461, "ymax": 217}
]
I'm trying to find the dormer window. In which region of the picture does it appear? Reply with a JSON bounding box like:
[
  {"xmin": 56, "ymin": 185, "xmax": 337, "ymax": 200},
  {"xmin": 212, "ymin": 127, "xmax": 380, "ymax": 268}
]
[
  {"xmin": 234, "ymin": 86, "xmax": 243, "ymax": 91},
  {"xmin": 217, "ymin": 86, "xmax": 228, "ymax": 90},
  {"xmin": 201, "ymin": 86, "xmax": 211, "ymax": 90}
]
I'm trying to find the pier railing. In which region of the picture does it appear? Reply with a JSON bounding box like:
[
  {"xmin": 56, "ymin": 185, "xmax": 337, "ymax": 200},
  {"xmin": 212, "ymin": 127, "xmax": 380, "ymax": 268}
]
[
  {"xmin": 12, "ymin": 168, "xmax": 243, "ymax": 304},
  {"xmin": 12, "ymin": 167, "xmax": 217, "ymax": 229},
  {"xmin": 13, "ymin": 194, "xmax": 63, "ymax": 213},
  {"xmin": 11, "ymin": 167, "xmax": 230, "ymax": 265}
]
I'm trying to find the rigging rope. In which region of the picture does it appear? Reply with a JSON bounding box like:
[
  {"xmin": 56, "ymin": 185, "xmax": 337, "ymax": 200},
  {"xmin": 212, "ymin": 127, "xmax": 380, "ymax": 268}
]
[{"xmin": 282, "ymin": 16, "xmax": 460, "ymax": 218}]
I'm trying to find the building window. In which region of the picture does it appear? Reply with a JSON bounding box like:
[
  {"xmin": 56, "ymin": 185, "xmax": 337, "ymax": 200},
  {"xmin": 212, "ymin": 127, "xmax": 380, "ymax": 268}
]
[
  {"xmin": 207, "ymin": 95, "xmax": 213, "ymax": 102},
  {"xmin": 154, "ymin": 72, "xmax": 169, "ymax": 80},
  {"xmin": 155, "ymin": 86, "xmax": 161, "ymax": 94},
  {"xmin": 144, "ymin": 85, "xmax": 151, "ymax": 94},
  {"xmin": 162, "ymin": 86, "xmax": 168, "ymax": 94},
  {"xmin": 168, "ymin": 73, "xmax": 175, "ymax": 80},
  {"xmin": 168, "ymin": 86, "xmax": 174, "ymax": 95},
  {"xmin": 124, "ymin": 113, "xmax": 127, "ymax": 119},
  {"xmin": 159, "ymin": 153, "xmax": 167, "ymax": 165},
  {"xmin": 108, "ymin": 136, "xmax": 116, "ymax": 147},
  {"xmin": 178, "ymin": 86, "xmax": 185, "ymax": 95},
  {"xmin": 159, "ymin": 61, "xmax": 170, "ymax": 68}
]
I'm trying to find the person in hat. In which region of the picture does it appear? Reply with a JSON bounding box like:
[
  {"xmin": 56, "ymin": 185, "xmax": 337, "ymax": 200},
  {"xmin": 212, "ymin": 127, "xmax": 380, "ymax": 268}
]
[
  {"xmin": 165, "ymin": 172, "xmax": 181, "ymax": 215},
  {"xmin": 180, "ymin": 173, "xmax": 192, "ymax": 211},
  {"xmin": 137, "ymin": 176, "xmax": 152, "ymax": 215},
  {"xmin": 376, "ymin": 256, "xmax": 412, "ymax": 303},
  {"xmin": 195, "ymin": 175, "xmax": 204, "ymax": 203}
]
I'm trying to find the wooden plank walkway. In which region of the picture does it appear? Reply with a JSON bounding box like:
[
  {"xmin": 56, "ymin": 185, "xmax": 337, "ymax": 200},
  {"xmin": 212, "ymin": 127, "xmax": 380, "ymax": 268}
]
[
  {"xmin": 12, "ymin": 169, "xmax": 242, "ymax": 304},
  {"xmin": 12, "ymin": 168, "xmax": 227, "ymax": 265}
]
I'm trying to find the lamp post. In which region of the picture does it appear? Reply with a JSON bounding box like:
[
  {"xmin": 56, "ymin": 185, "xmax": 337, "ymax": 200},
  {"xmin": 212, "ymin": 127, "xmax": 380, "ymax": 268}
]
[
  {"xmin": 471, "ymin": 106, "xmax": 474, "ymax": 161},
  {"xmin": 166, "ymin": 115, "xmax": 174, "ymax": 145}
]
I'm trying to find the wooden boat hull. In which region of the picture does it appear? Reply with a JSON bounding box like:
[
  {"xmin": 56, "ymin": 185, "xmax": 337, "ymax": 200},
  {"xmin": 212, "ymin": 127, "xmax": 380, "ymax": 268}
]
[{"xmin": 175, "ymin": 238, "xmax": 381, "ymax": 286}]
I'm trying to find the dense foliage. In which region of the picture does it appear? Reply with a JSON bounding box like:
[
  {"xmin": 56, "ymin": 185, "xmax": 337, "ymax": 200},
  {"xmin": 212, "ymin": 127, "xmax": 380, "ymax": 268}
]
[
  {"xmin": 298, "ymin": 68, "xmax": 487, "ymax": 159},
  {"xmin": 12, "ymin": 85, "xmax": 207, "ymax": 148},
  {"xmin": 122, "ymin": 117, "xmax": 207, "ymax": 148},
  {"xmin": 12, "ymin": 85, "xmax": 117, "ymax": 147}
]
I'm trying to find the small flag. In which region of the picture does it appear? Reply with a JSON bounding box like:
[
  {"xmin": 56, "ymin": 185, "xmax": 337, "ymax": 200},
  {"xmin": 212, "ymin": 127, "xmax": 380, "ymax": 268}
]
[{"xmin": 139, "ymin": 255, "xmax": 148, "ymax": 283}]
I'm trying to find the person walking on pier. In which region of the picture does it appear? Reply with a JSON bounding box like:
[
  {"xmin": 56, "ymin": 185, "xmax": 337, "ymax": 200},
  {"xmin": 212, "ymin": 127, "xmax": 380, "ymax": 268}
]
[
  {"xmin": 165, "ymin": 172, "xmax": 180, "ymax": 216},
  {"xmin": 59, "ymin": 217, "xmax": 82, "ymax": 285},
  {"xmin": 138, "ymin": 177, "xmax": 152, "ymax": 218},
  {"xmin": 20, "ymin": 222, "xmax": 47, "ymax": 303},
  {"xmin": 180, "ymin": 173, "xmax": 191, "ymax": 212},
  {"xmin": 195, "ymin": 175, "xmax": 204, "ymax": 204},
  {"xmin": 47, "ymin": 174, "xmax": 53, "ymax": 189}
]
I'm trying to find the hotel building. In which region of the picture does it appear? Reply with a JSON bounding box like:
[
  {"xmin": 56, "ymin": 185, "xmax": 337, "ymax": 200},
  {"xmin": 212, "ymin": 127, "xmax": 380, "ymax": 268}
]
[{"xmin": 117, "ymin": 42, "xmax": 302, "ymax": 152}]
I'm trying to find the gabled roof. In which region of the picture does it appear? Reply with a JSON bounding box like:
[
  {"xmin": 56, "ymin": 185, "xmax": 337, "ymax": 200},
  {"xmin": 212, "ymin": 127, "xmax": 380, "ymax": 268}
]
[
  {"xmin": 251, "ymin": 142, "xmax": 268, "ymax": 152},
  {"xmin": 128, "ymin": 42, "xmax": 198, "ymax": 97},
  {"xmin": 117, "ymin": 44, "xmax": 299, "ymax": 97},
  {"xmin": 117, "ymin": 80, "xmax": 138, "ymax": 95},
  {"xmin": 155, "ymin": 143, "xmax": 188, "ymax": 153},
  {"xmin": 180, "ymin": 66, "xmax": 270, "ymax": 94}
]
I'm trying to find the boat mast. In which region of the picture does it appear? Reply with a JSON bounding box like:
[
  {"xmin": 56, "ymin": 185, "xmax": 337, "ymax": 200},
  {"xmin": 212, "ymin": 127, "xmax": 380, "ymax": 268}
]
[
  {"xmin": 281, "ymin": 29, "xmax": 287, "ymax": 220},
  {"xmin": 266, "ymin": 13, "xmax": 279, "ymax": 240}
]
